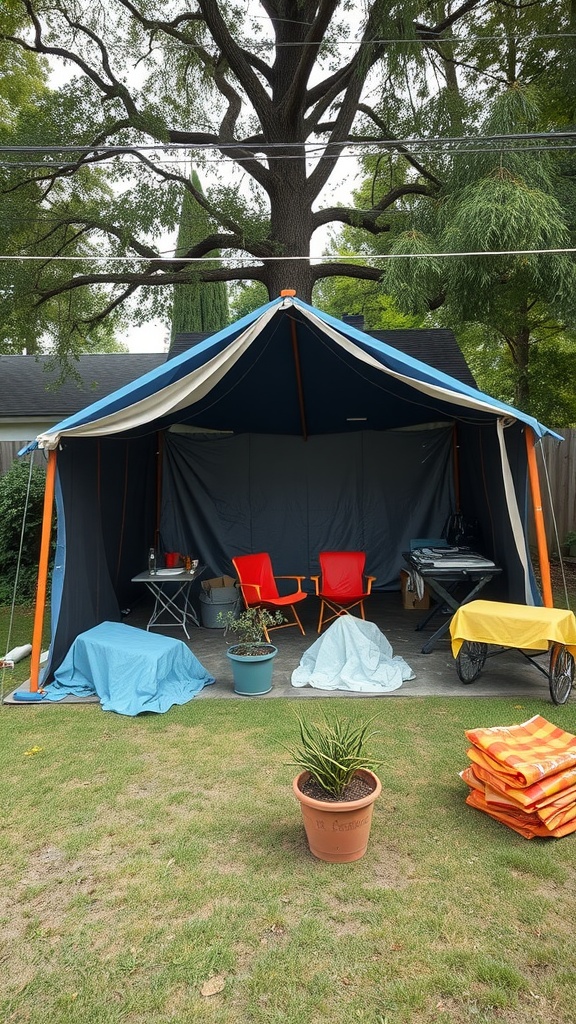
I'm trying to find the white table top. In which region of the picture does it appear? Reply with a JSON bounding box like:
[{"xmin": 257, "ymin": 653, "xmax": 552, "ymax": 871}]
[{"xmin": 132, "ymin": 566, "xmax": 205, "ymax": 584}]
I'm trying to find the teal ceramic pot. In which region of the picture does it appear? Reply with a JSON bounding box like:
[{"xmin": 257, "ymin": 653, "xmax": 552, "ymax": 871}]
[{"xmin": 226, "ymin": 644, "xmax": 278, "ymax": 695}]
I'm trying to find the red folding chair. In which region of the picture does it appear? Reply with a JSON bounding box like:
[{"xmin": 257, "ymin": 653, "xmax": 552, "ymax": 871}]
[
  {"xmin": 232, "ymin": 553, "xmax": 307, "ymax": 641},
  {"xmin": 311, "ymin": 551, "xmax": 376, "ymax": 633}
]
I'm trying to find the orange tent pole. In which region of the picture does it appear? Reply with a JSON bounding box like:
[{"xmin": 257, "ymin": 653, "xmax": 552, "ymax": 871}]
[
  {"xmin": 525, "ymin": 427, "xmax": 553, "ymax": 608},
  {"xmin": 29, "ymin": 448, "xmax": 57, "ymax": 692}
]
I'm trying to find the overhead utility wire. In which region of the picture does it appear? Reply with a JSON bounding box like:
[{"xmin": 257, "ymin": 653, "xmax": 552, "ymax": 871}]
[
  {"xmin": 2, "ymin": 247, "xmax": 575, "ymax": 263},
  {"xmin": 162, "ymin": 31, "xmax": 576, "ymax": 48},
  {"xmin": 246, "ymin": 19, "xmax": 576, "ymax": 43},
  {"xmin": 2, "ymin": 131, "xmax": 575, "ymax": 155},
  {"xmin": 3, "ymin": 141, "xmax": 576, "ymax": 169}
]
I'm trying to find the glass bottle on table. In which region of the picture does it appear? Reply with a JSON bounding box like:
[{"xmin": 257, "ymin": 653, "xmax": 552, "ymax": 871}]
[{"xmin": 148, "ymin": 547, "xmax": 157, "ymax": 575}]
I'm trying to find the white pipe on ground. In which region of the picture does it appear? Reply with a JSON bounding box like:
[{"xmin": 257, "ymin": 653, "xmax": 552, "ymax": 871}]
[{"xmin": 3, "ymin": 643, "xmax": 32, "ymax": 663}]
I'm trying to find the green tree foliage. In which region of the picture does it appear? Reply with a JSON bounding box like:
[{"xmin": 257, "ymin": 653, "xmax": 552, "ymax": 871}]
[
  {"xmin": 0, "ymin": 459, "xmax": 49, "ymax": 605},
  {"xmin": 321, "ymin": 0, "xmax": 576, "ymax": 422},
  {"xmin": 228, "ymin": 280, "xmax": 270, "ymax": 322},
  {"xmin": 171, "ymin": 170, "xmax": 229, "ymax": 339},
  {"xmin": 0, "ymin": 2, "xmax": 523, "ymax": 340},
  {"xmin": 314, "ymin": 273, "xmax": 422, "ymax": 331},
  {"xmin": 0, "ymin": 16, "xmax": 128, "ymax": 358},
  {"xmin": 381, "ymin": 85, "xmax": 576, "ymax": 419},
  {"xmin": 0, "ymin": 0, "xmax": 575, "ymax": 398}
]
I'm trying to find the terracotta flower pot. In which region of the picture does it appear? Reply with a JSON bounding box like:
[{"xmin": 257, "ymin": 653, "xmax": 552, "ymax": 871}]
[{"xmin": 293, "ymin": 768, "xmax": 382, "ymax": 862}]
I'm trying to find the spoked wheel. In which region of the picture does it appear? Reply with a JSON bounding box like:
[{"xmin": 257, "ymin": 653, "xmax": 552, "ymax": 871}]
[
  {"xmin": 456, "ymin": 641, "xmax": 488, "ymax": 684},
  {"xmin": 549, "ymin": 644, "xmax": 575, "ymax": 705}
]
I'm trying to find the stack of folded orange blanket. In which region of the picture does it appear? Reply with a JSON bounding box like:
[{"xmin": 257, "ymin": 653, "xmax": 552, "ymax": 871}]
[{"xmin": 461, "ymin": 714, "xmax": 576, "ymax": 838}]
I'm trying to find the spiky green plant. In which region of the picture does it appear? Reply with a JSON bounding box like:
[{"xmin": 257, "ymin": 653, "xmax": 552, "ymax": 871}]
[{"xmin": 288, "ymin": 714, "xmax": 383, "ymax": 798}]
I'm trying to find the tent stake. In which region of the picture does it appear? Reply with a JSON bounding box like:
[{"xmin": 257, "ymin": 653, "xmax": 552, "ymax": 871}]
[
  {"xmin": 525, "ymin": 427, "xmax": 553, "ymax": 608},
  {"xmin": 29, "ymin": 448, "xmax": 57, "ymax": 692}
]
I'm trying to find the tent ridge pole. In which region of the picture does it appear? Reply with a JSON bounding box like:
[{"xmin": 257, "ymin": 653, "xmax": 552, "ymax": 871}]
[{"xmin": 289, "ymin": 316, "xmax": 308, "ymax": 442}]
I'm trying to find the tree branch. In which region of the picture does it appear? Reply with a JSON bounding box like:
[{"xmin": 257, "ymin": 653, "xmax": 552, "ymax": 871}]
[
  {"xmin": 35, "ymin": 262, "xmax": 267, "ymax": 305},
  {"xmin": 313, "ymin": 185, "xmax": 435, "ymax": 233},
  {"xmin": 79, "ymin": 283, "xmax": 140, "ymax": 328},
  {"xmin": 355, "ymin": 105, "xmax": 444, "ymax": 187},
  {"xmin": 280, "ymin": 0, "xmax": 341, "ymax": 122},
  {"xmin": 312, "ymin": 262, "xmax": 383, "ymax": 284},
  {"xmin": 196, "ymin": 0, "xmax": 272, "ymax": 123}
]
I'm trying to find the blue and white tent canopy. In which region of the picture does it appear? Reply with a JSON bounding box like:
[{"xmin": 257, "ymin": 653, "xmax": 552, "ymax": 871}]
[
  {"xmin": 25, "ymin": 295, "xmax": 559, "ymax": 451},
  {"xmin": 25, "ymin": 296, "xmax": 558, "ymax": 684}
]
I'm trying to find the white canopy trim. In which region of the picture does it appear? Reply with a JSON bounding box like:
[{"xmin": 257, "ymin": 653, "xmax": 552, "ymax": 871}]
[
  {"xmin": 301, "ymin": 307, "xmax": 524, "ymax": 426},
  {"xmin": 35, "ymin": 306, "xmax": 279, "ymax": 449}
]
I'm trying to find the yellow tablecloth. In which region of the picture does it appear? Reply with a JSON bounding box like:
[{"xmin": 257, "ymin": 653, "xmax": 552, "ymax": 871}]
[{"xmin": 450, "ymin": 599, "xmax": 576, "ymax": 659}]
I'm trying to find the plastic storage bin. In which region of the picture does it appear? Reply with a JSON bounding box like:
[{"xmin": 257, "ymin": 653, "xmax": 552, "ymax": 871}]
[{"xmin": 199, "ymin": 586, "xmax": 241, "ymax": 628}]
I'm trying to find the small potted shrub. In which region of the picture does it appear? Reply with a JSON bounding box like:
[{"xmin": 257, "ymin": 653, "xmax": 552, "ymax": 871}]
[
  {"xmin": 218, "ymin": 607, "xmax": 285, "ymax": 695},
  {"xmin": 289, "ymin": 714, "xmax": 383, "ymax": 862}
]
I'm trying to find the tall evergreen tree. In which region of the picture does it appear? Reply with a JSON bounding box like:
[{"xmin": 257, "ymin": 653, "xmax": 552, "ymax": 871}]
[{"xmin": 171, "ymin": 170, "xmax": 229, "ymax": 340}]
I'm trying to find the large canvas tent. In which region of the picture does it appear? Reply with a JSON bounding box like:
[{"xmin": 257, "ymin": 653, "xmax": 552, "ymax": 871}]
[{"xmin": 22, "ymin": 294, "xmax": 559, "ymax": 690}]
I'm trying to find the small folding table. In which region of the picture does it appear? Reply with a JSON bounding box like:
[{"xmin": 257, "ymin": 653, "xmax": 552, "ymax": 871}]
[
  {"xmin": 131, "ymin": 565, "xmax": 206, "ymax": 639},
  {"xmin": 402, "ymin": 549, "xmax": 502, "ymax": 653}
]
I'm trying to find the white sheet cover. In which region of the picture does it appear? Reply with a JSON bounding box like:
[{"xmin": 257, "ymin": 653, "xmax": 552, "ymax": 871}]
[{"xmin": 291, "ymin": 616, "xmax": 415, "ymax": 693}]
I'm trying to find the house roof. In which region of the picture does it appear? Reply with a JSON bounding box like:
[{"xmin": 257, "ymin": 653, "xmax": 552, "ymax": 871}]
[
  {"xmin": 0, "ymin": 354, "xmax": 167, "ymax": 418},
  {"xmin": 0, "ymin": 354, "xmax": 166, "ymax": 441}
]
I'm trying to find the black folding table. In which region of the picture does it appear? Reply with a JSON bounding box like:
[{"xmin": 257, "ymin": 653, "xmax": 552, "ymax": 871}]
[{"xmin": 402, "ymin": 549, "xmax": 502, "ymax": 654}]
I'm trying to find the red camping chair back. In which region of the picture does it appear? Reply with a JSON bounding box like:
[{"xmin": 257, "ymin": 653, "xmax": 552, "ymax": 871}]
[
  {"xmin": 319, "ymin": 551, "xmax": 366, "ymax": 598},
  {"xmin": 232, "ymin": 553, "xmax": 279, "ymax": 604}
]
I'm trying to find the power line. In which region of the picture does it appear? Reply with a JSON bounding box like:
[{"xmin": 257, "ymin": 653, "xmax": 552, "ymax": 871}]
[
  {"xmin": 1, "ymin": 131, "xmax": 575, "ymax": 155},
  {"xmin": 245, "ymin": 20, "xmax": 576, "ymax": 47},
  {"xmin": 1, "ymin": 247, "xmax": 575, "ymax": 263},
  {"xmin": 2, "ymin": 140, "xmax": 576, "ymax": 170}
]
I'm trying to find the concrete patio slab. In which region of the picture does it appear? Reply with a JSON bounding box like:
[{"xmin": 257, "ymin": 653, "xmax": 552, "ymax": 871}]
[
  {"xmin": 129, "ymin": 591, "xmax": 555, "ymax": 703},
  {"xmin": 4, "ymin": 592, "xmax": 559, "ymax": 706}
]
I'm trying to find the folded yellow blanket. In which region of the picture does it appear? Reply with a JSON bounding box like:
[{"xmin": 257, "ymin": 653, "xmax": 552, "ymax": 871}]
[
  {"xmin": 465, "ymin": 789, "xmax": 576, "ymax": 839},
  {"xmin": 466, "ymin": 761, "xmax": 576, "ymax": 809},
  {"xmin": 465, "ymin": 714, "xmax": 576, "ymax": 788}
]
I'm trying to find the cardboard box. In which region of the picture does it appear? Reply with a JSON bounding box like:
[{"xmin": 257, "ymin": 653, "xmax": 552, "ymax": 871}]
[
  {"xmin": 202, "ymin": 574, "xmax": 237, "ymax": 594},
  {"xmin": 400, "ymin": 569, "xmax": 430, "ymax": 610}
]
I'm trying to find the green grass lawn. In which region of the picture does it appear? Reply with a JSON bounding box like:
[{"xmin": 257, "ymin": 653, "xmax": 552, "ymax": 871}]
[{"xmin": 1, "ymin": 694, "xmax": 576, "ymax": 1024}]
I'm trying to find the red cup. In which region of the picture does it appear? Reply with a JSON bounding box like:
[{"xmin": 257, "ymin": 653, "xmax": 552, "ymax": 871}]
[{"xmin": 165, "ymin": 552, "xmax": 180, "ymax": 568}]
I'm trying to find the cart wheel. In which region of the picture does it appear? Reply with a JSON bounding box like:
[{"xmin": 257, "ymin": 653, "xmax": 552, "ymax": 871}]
[
  {"xmin": 456, "ymin": 641, "xmax": 488, "ymax": 684},
  {"xmin": 549, "ymin": 644, "xmax": 574, "ymax": 705}
]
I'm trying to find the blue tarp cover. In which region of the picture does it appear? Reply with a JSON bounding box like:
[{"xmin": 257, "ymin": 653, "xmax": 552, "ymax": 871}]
[{"xmin": 43, "ymin": 621, "xmax": 214, "ymax": 715}]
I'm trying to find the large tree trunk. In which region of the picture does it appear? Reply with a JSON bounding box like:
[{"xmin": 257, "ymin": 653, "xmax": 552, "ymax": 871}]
[{"xmin": 265, "ymin": 169, "xmax": 316, "ymax": 302}]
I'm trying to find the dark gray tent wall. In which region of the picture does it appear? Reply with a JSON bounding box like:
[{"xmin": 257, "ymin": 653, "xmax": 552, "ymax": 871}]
[
  {"xmin": 45, "ymin": 416, "xmax": 531, "ymax": 683},
  {"xmin": 159, "ymin": 426, "xmax": 456, "ymax": 586},
  {"xmin": 46, "ymin": 433, "xmax": 157, "ymax": 680}
]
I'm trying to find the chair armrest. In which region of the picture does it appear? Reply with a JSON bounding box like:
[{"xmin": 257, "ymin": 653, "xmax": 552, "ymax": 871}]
[
  {"xmin": 365, "ymin": 575, "xmax": 376, "ymax": 595},
  {"xmin": 238, "ymin": 581, "xmax": 262, "ymax": 604},
  {"xmin": 309, "ymin": 574, "xmax": 320, "ymax": 595},
  {"xmin": 275, "ymin": 575, "xmax": 306, "ymax": 592}
]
